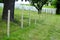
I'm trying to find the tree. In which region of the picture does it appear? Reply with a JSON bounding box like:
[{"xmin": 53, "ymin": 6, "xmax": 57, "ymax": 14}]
[
  {"xmin": 46, "ymin": 0, "xmax": 52, "ymax": 6},
  {"xmin": 0, "ymin": 0, "xmax": 3, "ymax": 3},
  {"xmin": 2, "ymin": 0, "xmax": 15, "ymax": 21},
  {"xmin": 56, "ymin": 0, "xmax": 60, "ymax": 14},
  {"xmin": 29, "ymin": 0, "xmax": 48, "ymax": 14},
  {"xmin": 51, "ymin": 0, "xmax": 56, "ymax": 6}
]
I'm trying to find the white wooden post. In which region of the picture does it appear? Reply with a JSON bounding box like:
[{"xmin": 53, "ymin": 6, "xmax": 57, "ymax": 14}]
[
  {"xmin": 38, "ymin": 10, "xmax": 40, "ymax": 23},
  {"xmin": 51, "ymin": 9, "xmax": 53, "ymax": 14},
  {"xmin": 35, "ymin": 14, "xmax": 37, "ymax": 25},
  {"xmin": 7, "ymin": 10, "xmax": 10, "ymax": 38},
  {"xmin": 45, "ymin": 8, "xmax": 46, "ymax": 12},
  {"xmin": 46, "ymin": 8, "xmax": 47, "ymax": 13},
  {"xmin": 28, "ymin": 8, "xmax": 31, "ymax": 26},
  {"xmin": 21, "ymin": 6, "xmax": 24, "ymax": 28},
  {"xmin": 49, "ymin": 8, "xmax": 52, "ymax": 14}
]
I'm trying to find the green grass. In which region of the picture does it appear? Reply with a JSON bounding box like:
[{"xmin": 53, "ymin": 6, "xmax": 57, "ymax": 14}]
[{"xmin": 0, "ymin": 7, "xmax": 60, "ymax": 40}]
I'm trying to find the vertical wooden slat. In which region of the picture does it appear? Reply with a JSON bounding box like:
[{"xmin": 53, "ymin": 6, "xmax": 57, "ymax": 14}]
[
  {"xmin": 7, "ymin": 10, "xmax": 10, "ymax": 38},
  {"xmin": 28, "ymin": 8, "xmax": 31, "ymax": 26},
  {"xmin": 21, "ymin": 6, "xmax": 24, "ymax": 28}
]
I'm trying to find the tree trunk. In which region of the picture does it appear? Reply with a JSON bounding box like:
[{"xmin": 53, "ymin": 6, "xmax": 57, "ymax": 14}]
[
  {"xmin": 38, "ymin": 6, "xmax": 42, "ymax": 14},
  {"xmin": 56, "ymin": 0, "xmax": 60, "ymax": 14},
  {"xmin": 38, "ymin": 5, "xmax": 42, "ymax": 14},
  {"xmin": 56, "ymin": 7, "xmax": 60, "ymax": 14},
  {"xmin": 2, "ymin": 0, "xmax": 15, "ymax": 21},
  {"xmin": 38, "ymin": 9, "xmax": 41, "ymax": 14}
]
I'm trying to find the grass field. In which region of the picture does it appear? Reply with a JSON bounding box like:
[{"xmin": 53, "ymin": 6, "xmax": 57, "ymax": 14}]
[{"xmin": 0, "ymin": 7, "xmax": 60, "ymax": 40}]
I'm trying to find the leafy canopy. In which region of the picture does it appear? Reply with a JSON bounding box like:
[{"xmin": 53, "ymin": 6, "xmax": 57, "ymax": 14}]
[
  {"xmin": 0, "ymin": 0, "xmax": 3, "ymax": 3},
  {"xmin": 29, "ymin": 0, "xmax": 48, "ymax": 14}
]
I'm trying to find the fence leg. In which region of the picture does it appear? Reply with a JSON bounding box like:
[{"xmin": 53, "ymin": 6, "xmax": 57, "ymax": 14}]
[
  {"xmin": 35, "ymin": 14, "xmax": 37, "ymax": 25},
  {"xmin": 21, "ymin": 10, "xmax": 23, "ymax": 28},
  {"xmin": 7, "ymin": 10, "xmax": 10, "ymax": 38},
  {"xmin": 28, "ymin": 10, "xmax": 31, "ymax": 26}
]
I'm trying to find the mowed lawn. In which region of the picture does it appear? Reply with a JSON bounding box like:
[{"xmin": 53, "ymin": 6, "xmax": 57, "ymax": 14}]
[{"xmin": 0, "ymin": 7, "xmax": 60, "ymax": 40}]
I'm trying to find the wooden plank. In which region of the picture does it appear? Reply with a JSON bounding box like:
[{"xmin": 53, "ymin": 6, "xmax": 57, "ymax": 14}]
[
  {"xmin": 21, "ymin": 11, "xmax": 23, "ymax": 28},
  {"xmin": 7, "ymin": 10, "xmax": 10, "ymax": 38}
]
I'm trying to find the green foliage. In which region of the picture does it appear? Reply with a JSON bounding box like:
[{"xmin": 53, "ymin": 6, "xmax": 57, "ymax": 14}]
[
  {"xmin": 56, "ymin": 0, "xmax": 60, "ymax": 14},
  {"xmin": 0, "ymin": 0, "xmax": 3, "ymax": 3},
  {"xmin": 51, "ymin": 0, "xmax": 57, "ymax": 6}
]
